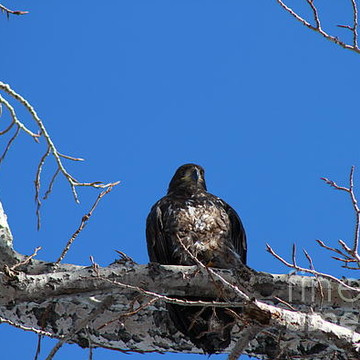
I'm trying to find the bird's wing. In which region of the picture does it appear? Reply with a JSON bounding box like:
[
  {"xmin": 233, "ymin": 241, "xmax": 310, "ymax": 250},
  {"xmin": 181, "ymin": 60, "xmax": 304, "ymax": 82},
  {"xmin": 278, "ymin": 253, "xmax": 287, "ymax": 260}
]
[
  {"xmin": 219, "ymin": 199, "xmax": 247, "ymax": 265},
  {"xmin": 146, "ymin": 198, "xmax": 173, "ymax": 264}
]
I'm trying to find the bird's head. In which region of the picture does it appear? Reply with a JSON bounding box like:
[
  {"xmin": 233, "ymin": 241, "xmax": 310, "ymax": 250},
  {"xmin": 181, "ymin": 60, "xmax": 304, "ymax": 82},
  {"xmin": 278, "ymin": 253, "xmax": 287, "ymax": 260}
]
[{"xmin": 167, "ymin": 163, "xmax": 207, "ymax": 195}]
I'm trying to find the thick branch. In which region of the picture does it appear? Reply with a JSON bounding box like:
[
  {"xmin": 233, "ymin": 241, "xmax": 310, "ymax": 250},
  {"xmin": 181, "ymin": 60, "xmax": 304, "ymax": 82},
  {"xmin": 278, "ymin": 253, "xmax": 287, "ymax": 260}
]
[{"xmin": 1, "ymin": 204, "xmax": 360, "ymax": 358}]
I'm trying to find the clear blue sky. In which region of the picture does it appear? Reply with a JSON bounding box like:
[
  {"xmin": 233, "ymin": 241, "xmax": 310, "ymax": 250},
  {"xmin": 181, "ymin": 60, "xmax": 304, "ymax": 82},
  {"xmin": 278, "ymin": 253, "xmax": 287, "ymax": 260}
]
[{"xmin": 1, "ymin": 1, "xmax": 360, "ymax": 359}]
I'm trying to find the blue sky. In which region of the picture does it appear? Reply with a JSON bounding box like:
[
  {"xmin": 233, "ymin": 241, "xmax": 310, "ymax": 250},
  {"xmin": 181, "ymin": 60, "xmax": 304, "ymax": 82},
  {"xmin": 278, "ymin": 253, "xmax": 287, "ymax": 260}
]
[{"xmin": 1, "ymin": 1, "xmax": 360, "ymax": 359}]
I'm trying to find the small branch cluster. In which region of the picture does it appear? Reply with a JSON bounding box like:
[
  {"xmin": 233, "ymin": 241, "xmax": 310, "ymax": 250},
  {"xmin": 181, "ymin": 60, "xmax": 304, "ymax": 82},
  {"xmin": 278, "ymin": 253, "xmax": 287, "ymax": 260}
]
[
  {"xmin": 267, "ymin": 167, "xmax": 360, "ymax": 303},
  {"xmin": 0, "ymin": 4, "xmax": 28, "ymax": 18},
  {"xmin": 266, "ymin": 243, "xmax": 360, "ymax": 292},
  {"xmin": 276, "ymin": 0, "xmax": 360, "ymax": 54},
  {"xmin": 320, "ymin": 166, "xmax": 360, "ymax": 268},
  {"xmin": 0, "ymin": 82, "xmax": 119, "ymax": 228}
]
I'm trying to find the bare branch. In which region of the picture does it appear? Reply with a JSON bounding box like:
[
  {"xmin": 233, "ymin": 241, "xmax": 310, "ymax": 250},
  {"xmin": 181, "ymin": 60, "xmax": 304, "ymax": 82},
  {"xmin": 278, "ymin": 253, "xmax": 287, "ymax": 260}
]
[
  {"xmin": 303, "ymin": 249, "xmax": 314, "ymax": 270},
  {"xmin": 0, "ymin": 316, "xmax": 57, "ymax": 338},
  {"xmin": 175, "ymin": 234, "xmax": 250, "ymax": 301},
  {"xmin": 227, "ymin": 326, "xmax": 263, "ymax": 360},
  {"xmin": 0, "ymin": 119, "xmax": 14, "ymax": 135},
  {"xmin": 276, "ymin": 0, "xmax": 360, "ymax": 54},
  {"xmin": 291, "ymin": 243, "xmax": 297, "ymax": 268},
  {"xmin": 342, "ymin": 264, "xmax": 360, "ymax": 270},
  {"xmin": 350, "ymin": 0, "xmax": 359, "ymax": 48},
  {"xmin": 34, "ymin": 335, "xmax": 43, "ymax": 360},
  {"xmin": 316, "ymin": 239, "xmax": 350, "ymax": 258},
  {"xmin": 0, "ymin": 125, "xmax": 20, "ymax": 164},
  {"xmin": 97, "ymin": 298, "xmax": 158, "ymax": 331},
  {"xmin": 303, "ymin": 249, "xmax": 325, "ymax": 305},
  {"xmin": 348, "ymin": 167, "xmax": 360, "ymax": 254},
  {"xmin": 266, "ymin": 244, "xmax": 360, "ymax": 292},
  {"xmin": 273, "ymin": 296, "xmax": 297, "ymax": 311},
  {"xmin": 0, "ymin": 82, "xmax": 119, "ymax": 202},
  {"xmin": 43, "ymin": 169, "xmax": 60, "ymax": 200},
  {"xmin": 321, "ymin": 168, "xmax": 360, "ymax": 264},
  {"xmin": 0, "ymin": 93, "xmax": 40, "ymax": 139},
  {"xmin": 337, "ymin": 0, "xmax": 359, "ymax": 48},
  {"xmin": 10, "ymin": 246, "xmax": 42, "ymax": 271},
  {"xmin": 35, "ymin": 147, "xmax": 51, "ymax": 230},
  {"xmin": 58, "ymin": 152, "xmax": 84, "ymax": 161},
  {"xmin": 55, "ymin": 184, "xmax": 118, "ymax": 265},
  {"xmin": 305, "ymin": 0, "xmax": 321, "ymax": 29},
  {"xmin": 0, "ymin": 4, "xmax": 28, "ymax": 17},
  {"xmin": 320, "ymin": 177, "xmax": 349, "ymax": 192},
  {"xmin": 100, "ymin": 273, "xmax": 246, "ymax": 309}
]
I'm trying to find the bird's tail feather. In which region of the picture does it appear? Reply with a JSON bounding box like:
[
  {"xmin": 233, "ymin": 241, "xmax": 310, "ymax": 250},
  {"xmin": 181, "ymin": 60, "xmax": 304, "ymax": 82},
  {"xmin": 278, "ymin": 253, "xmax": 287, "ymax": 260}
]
[{"xmin": 167, "ymin": 299, "xmax": 236, "ymax": 354}]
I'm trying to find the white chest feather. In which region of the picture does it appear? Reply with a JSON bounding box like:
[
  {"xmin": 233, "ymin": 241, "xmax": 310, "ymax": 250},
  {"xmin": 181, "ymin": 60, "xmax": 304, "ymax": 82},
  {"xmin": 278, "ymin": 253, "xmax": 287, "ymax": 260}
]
[{"xmin": 170, "ymin": 202, "xmax": 229, "ymax": 237}]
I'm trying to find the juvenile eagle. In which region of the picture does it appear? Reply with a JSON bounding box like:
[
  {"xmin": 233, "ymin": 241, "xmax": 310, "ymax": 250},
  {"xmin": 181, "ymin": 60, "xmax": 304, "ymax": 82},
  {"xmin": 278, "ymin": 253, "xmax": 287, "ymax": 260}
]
[{"xmin": 146, "ymin": 163, "xmax": 247, "ymax": 354}]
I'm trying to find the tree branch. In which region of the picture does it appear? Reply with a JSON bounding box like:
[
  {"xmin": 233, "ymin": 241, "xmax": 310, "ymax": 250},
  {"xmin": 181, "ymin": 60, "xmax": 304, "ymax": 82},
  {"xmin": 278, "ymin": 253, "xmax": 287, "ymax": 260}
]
[
  {"xmin": 0, "ymin": 200, "xmax": 360, "ymax": 358},
  {"xmin": 276, "ymin": 0, "xmax": 360, "ymax": 54},
  {"xmin": 0, "ymin": 4, "xmax": 28, "ymax": 18},
  {"xmin": 55, "ymin": 184, "xmax": 116, "ymax": 265},
  {"xmin": 321, "ymin": 167, "xmax": 360, "ymax": 264},
  {"xmin": 0, "ymin": 82, "xmax": 120, "ymax": 228}
]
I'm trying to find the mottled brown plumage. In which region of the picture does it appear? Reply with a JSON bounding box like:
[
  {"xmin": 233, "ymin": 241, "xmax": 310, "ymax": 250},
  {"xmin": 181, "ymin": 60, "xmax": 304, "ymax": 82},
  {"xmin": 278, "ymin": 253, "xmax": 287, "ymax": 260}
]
[{"xmin": 146, "ymin": 163, "xmax": 247, "ymax": 354}]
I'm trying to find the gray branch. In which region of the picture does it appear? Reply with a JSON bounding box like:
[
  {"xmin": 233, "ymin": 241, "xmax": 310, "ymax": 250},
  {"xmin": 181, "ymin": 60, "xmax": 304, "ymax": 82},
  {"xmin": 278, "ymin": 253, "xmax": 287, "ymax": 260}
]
[{"xmin": 0, "ymin": 203, "xmax": 359, "ymax": 359}]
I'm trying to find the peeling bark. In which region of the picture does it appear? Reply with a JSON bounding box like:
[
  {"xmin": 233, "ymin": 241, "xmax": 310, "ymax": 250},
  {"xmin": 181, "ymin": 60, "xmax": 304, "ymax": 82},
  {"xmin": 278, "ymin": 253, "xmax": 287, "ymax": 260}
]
[{"xmin": 0, "ymin": 202, "xmax": 359, "ymax": 359}]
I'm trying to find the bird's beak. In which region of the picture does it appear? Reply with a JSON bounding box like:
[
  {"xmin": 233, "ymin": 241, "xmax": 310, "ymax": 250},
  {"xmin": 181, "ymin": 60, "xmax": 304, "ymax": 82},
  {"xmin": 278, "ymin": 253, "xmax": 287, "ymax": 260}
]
[{"xmin": 191, "ymin": 168, "xmax": 200, "ymax": 183}]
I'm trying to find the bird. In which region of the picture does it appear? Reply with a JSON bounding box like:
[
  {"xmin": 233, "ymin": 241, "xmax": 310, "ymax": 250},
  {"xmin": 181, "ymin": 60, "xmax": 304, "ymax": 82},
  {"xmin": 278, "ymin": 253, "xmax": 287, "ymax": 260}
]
[{"xmin": 146, "ymin": 163, "xmax": 247, "ymax": 354}]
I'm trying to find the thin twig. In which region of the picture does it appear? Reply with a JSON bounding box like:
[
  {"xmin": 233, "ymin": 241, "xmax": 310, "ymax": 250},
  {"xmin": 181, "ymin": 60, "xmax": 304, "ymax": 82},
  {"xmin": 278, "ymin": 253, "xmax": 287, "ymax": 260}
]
[
  {"xmin": 97, "ymin": 298, "xmax": 158, "ymax": 330},
  {"xmin": 305, "ymin": 0, "xmax": 321, "ymax": 29},
  {"xmin": 273, "ymin": 296, "xmax": 297, "ymax": 311},
  {"xmin": 338, "ymin": 24, "xmax": 353, "ymax": 30},
  {"xmin": 332, "ymin": 256, "xmax": 357, "ymax": 263},
  {"xmin": 275, "ymin": 0, "xmax": 360, "ymax": 54},
  {"xmin": 0, "ymin": 82, "xmax": 119, "ymax": 206},
  {"xmin": 291, "ymin": 243, "xmax": 297, "ymax": 268},
  {"xmin": 85, "ymin": 328, "xmax": 93, "ymax": 360},
  {"xmin": 55, "ymin": 184, "xmax": 117, "ymax": 264},
  {"xmin": 348, "ymin": 167, "xmax": 360, "ymax": 255},
  {"xmin": 303, "ymin": 249, "xmax": 314, "ymax": 271},
  {"xmin": 114, "ymin": 250, "xmax": 136, "ymax": 263},
  {"xmin": 11, "ymin": 246, "xmax": 41, "ymax": 271},
  {"xmin": 0, "ymin": 93, "xmax": 39, "ymax": 139},
  {"xmin": 43, "ymin": 168, "xmax": 60, "ymax": 200},
  {"xmin": 120, "ymin": 298, "xmax": 159, "ymax": 319},
  {"xmin": 0, "ymin": 4, "xmax": 28, "ymax": 17},
  {"xmin": 321, "ymin": 168, "xmax": 360, "ymax": 263},
  {"xmin": 266, "ymin": 244, "xmax": 360, "ymax": 292},
  {"xmin": 320, "ymin": 177, "xmax": 349, "ymax": 192},
  {"xmin": 92, "ymin": 253, "xmax": 248, "ymax": 324},
  {"xmin": 35, "ymin": 147, "xmax": 51, "ymax": 230},
  {"xmin": 0, "ymin": 125, "xmax": 20, "ymax": 164},
  {"xmin": 34, "ymin": 335, "xmax": 43, "ymax": 360},
  {"xmin": 0, "ymin": 316, "xmax": 57, "ymax": 338},
  {"xmin": 0, "ymin": 119, "xmax": 14, "ymax": 135},
  {"xmin": 350, "ymin": 0, "xmax": 359, "ymax": 48},
  {"xmin": 58, "ymin": 152, "xmax": 84, "ymax": 161},
  {"xmin": 303, "ymin": 249, "xmax": 324, "ymax": 306},
  {"xmin": 316, "ymin": 239, "xmax": 350, "ymax": 259},
  {"xmin": 175, "ymin": 234, "xmax": 250, "ymax": 301},
  {"xmin": 99, "ymin": 275, "xmax": 246, "ymax": 309},
  {"xmin": 227, "ymin": 325, "xmax": 262, "ymax": 360},
  {"xmin": 342, "ymin": 264, "xmax": 360, "ymax": 270}
]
